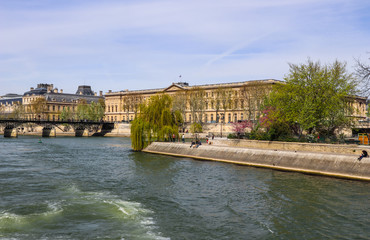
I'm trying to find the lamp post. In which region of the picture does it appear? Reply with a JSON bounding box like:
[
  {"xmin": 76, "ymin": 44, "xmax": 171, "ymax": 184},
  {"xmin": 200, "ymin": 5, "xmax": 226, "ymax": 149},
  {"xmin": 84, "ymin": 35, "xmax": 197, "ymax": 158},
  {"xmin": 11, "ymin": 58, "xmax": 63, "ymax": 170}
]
[{"xmin": 220, "ymin": 113, "xmax": 224, "ymax": 138}]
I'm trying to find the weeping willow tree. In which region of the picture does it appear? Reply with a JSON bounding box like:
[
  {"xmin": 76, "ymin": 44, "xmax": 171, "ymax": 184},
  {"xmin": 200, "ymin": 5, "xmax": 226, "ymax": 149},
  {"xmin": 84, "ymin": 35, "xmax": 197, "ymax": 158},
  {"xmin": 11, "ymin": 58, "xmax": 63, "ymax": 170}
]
[{"xmin": 131, "ymin": 94, "xmax": 180, "ymax": 151}]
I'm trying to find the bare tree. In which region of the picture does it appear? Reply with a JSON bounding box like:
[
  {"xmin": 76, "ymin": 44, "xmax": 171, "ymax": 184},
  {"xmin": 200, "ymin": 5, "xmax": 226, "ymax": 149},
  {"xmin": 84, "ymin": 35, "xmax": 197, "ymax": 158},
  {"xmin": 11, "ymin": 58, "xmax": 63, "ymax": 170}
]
[
  {"xmin": 240, "ymin": 83, "xmax": 270, "ymax": 128},
  {"xmin": 122, "ymin": 94, "xmax": 144, "ymax": 121},
  {"xmin": 188, "ymin": 87, "xmax": 206, "ymax": 123},
  {"xmin": 355, "ymin": 54, "xmax": 370, "ymax": 96},
  {"xmin": 30, "ymin": 97, "xmax": 48, "ymax": 120},
  {"xmin": 216, "ymin": 87, "xmax": 233, "ymax": 122},
  {"xmin": 172, "ymin": 90, "xmax": 187, "ymax": 120}
]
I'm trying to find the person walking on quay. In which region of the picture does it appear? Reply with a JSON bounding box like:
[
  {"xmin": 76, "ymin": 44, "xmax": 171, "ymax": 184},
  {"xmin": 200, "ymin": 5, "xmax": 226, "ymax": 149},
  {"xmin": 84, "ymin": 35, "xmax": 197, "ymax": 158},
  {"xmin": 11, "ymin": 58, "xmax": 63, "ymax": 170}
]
[{"xmin": 182, "ymin": 134, "xmax": 185, "ymax": 143}]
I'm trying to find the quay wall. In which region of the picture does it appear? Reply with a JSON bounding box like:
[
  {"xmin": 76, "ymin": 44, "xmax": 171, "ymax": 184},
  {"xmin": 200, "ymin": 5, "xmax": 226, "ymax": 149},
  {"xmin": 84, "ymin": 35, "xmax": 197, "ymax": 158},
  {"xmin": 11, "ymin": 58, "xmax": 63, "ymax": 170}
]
[
  {"xmin": 210, "ymin": 139, "xmax": 365, "ymax": 155},
  {"xmin": 143, "ymin": 142, "xmax": 370, "ymax": 181}
]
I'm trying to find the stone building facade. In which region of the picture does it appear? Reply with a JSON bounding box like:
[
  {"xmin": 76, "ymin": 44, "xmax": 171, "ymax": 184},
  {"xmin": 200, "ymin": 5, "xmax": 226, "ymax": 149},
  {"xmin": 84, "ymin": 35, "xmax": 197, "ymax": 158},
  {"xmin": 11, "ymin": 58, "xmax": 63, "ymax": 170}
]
[
  {"xmin": 22, "ymin": 84, "xmax": 103, "ymax": 121},
  {"xmin": 104, "ymin": 79, "xmax": 368, "ymax": 124},
  {"xmin": 105, "ymin": 79, "xmax": 278, "ymax": 123}
]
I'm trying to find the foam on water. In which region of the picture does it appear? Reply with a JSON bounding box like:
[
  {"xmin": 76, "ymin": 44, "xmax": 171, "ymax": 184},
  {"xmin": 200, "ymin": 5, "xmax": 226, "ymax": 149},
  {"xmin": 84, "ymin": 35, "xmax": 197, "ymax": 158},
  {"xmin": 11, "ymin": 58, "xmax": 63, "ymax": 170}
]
[
  {"xmin": 62, "ymin": 184, "xmax": 169, "ymax": 239},
  {"xmin": 0, "ymin": 184, "xmax": 169, "ymax": 239}
]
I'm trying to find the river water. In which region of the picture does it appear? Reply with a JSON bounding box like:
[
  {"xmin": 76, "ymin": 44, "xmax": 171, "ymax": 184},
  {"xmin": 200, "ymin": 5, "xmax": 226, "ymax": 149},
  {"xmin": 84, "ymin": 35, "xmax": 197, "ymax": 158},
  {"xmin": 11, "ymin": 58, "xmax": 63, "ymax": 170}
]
[{"xmin": 0, "ymin": 136, "xmax": 369, "ymax": 240}]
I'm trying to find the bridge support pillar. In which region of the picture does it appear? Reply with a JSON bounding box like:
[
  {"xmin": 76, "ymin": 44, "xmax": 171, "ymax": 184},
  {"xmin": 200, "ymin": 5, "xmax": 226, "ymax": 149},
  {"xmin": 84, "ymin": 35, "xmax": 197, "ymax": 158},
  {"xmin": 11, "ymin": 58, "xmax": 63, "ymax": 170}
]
[
  {"xmin": 75, "ymin": 128, "xmax": 89, "ymax": 137},
  {"xmin": 42, "ymin": 127, "xmax": 56, "ymax": 137},
  {"xmin": 4, "ymin": 127, "xmax": 18, "ymax": 138}
]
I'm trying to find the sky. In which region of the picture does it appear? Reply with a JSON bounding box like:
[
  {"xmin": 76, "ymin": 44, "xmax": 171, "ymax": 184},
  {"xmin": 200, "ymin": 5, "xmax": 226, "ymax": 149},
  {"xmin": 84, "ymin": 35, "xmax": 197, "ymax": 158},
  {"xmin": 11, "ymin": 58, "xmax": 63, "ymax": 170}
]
[{"xmin": 0, "ymin": 0, "xmax": 369, "ymax": 96}]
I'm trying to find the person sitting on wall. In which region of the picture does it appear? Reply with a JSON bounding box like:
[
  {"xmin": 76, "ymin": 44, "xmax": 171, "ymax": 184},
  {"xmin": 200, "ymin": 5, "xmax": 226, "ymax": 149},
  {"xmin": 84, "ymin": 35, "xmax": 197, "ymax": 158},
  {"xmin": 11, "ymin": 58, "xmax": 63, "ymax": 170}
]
[
  {"xmin": 358, "ymin": 150, "xmax": 368, "ymax": 161},
  {"xmin": 196, "ymin": 140, "xmax": 202, "ymax": 148},
  {"xmin": 190, "ymin": 140, "xmax": 195, "ymax": 148}
]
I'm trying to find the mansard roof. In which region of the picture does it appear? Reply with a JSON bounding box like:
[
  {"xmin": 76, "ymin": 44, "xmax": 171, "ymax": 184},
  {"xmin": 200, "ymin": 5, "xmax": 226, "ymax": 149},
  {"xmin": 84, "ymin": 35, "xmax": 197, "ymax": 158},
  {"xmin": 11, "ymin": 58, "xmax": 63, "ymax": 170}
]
[
  {"xmin": 106, "ymin": 79, "xmax": 282, "ymax": 96},
  {"xmin": 44, "ymin": 93, "xmax": 102, "ymax": 104},
  {"xmin": 23, "ymin": 88, "xmax": 48, "ymax": 96}
]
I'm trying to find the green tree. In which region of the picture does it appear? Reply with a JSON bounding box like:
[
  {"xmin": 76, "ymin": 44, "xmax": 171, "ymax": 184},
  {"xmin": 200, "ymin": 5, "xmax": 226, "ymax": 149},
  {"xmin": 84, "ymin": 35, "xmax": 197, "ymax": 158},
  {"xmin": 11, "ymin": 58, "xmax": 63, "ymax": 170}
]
[
  {"xmin": 130, "ymin": 94, "xmax": 178, "ymax": 151},
  {"xmin": 190, "ymin": 122, "xmax": 202, "ymax": 135},
  {"xmin": 268, "ymin": 59, "xmax": 357, "ymax": 137},
  {"xmin": 60, "ymin": 107, "xmax": 73, "ymax": 121},
  {"xmin": 76, "ymin": 99, "xmax": 105, "ymax": 121},
  {"xmin": 76, "ymin": 99, "xmax": 88, "ymax": 120},
  {"xmin": 87, "ymin": 100, "xmax": 105, "ymax": 121}
]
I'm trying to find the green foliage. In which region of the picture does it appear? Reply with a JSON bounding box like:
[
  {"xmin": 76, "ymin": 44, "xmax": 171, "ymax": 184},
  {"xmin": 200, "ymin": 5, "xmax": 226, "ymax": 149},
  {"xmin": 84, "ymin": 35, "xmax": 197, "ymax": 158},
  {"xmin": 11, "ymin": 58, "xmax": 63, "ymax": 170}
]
[
  {"xmin": 76, "ymin": 99, "xmax": 105, "ymax": 121},
  {"xmin": 60, "ymin": 107, "xmax": 73, "ymax": 121},
  {"xmin": 130, "ymin": 94, "xmax": 179, "ymax": 151},
  {"xmin": 76, "ymin": 100, "xmax": 89, "ymax": 120},
  {"xmin": 268, "ymin": 59, "xmax": 357, "ymax": 137},
  {"xmin": 190, "ymin": 122, "xmax": 202, "ymax": 134}
]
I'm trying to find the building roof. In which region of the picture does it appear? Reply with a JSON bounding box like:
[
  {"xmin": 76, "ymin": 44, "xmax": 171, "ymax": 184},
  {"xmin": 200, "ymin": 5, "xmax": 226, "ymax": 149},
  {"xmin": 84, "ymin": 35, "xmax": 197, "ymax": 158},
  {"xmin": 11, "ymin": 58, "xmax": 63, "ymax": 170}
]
[
  {"xmin": 23, "ymin": 88, "xmax": 48, "ymax": 96},
  {"xmin": 44, "ymin": 93, "xmax": 102, "ymax": 104},
  {"xmin": 23, "ymin": 84, "xmax": 103, "ymax": 104},
  {"xmin": 75, "ymin": 85, "xmax": 95, "ymax": 95},
  {"xmin": 105, "ymin": 79, "xmax": 283, "ymax": 96},
  {"xmin": 0, "ymin": 97, "xmax": 22, "ymax": 105}
]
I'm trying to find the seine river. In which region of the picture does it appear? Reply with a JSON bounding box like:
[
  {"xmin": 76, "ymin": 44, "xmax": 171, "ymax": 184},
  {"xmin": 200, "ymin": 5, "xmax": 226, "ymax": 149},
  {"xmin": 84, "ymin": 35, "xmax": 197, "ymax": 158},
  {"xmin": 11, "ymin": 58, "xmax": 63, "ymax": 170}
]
[{"xmin": 0, "ymin": 136, "xmax": 369, "ymax": 240}]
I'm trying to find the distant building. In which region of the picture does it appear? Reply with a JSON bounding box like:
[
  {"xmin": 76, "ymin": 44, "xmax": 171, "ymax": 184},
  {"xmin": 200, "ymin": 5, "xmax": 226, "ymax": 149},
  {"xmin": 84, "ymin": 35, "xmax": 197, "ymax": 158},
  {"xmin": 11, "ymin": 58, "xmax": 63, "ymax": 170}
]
[
  {"xmin": 0, "ymin": 93, "xmax": 23, "ymax": 118},
  {"xmin": 22, "ymin": 84, "xmax": 103, "ymax": 121}
]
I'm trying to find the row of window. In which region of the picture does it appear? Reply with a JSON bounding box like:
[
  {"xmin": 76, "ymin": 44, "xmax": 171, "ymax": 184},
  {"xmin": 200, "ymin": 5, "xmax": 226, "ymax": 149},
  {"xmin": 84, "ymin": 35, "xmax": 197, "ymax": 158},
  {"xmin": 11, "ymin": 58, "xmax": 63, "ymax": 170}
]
[
  {"xmin": 186, "ymin": 113, "xmax": 248, "ymax": 123},
  {"xmin": 107, "ymin": 105, "xmax": 118, "ymax": 113},
  {"xmin": 23, "ymin": 105, "xmax": 75, "ymax": 112},
  {"xmin": 106, "ymin": 112, "xmax": 255, "ymax": 123}
]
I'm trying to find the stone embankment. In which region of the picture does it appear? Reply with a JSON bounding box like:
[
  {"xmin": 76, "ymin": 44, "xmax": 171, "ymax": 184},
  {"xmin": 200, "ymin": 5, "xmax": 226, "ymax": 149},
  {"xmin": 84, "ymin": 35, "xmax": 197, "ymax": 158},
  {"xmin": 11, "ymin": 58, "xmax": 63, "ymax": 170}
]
[{"xmin": 143, "ymin": 141, "xmax": 370, "ymax": 181}]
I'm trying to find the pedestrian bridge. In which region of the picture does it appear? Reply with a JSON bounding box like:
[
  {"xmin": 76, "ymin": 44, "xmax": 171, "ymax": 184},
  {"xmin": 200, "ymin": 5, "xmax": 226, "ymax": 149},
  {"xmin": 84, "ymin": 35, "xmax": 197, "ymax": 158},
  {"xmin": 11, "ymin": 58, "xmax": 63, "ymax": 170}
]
[{"xmin": 0, "ymin": 119, "xmax": 115, "ymax": 137}]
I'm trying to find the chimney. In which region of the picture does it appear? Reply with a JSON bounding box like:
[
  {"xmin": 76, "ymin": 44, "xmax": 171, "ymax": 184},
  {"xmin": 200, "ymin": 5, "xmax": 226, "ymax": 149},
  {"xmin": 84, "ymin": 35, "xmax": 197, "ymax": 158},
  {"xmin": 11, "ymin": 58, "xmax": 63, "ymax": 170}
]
[
  {"xmin": 99, "ymin": 91, "xmax": 103, "ymax": 96},
  {"xmin": 54, "ymin": 88, "xmax": 58, "ymax": 93},
  {"xmin": 108, "ymin": 90, "xmax": 112, "ymax": 93},
  {"xmin": 94, "ymin": 92, "xmax": 97, "ymax": 96},
  {"xmin": 60, "ymin": 89, "xmax": 63, "ymax": 93},
  {"xmin": 30, "ymin": 87, "xmax": 34, "ymax": 90}
]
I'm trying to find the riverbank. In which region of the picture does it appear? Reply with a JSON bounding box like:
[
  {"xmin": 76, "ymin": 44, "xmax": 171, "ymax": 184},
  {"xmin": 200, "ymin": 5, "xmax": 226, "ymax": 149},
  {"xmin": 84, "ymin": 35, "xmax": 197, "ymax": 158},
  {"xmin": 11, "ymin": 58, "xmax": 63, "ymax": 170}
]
[{"xmin": 143, "ymin": 142, "xmax": 370, "ymax": 181}]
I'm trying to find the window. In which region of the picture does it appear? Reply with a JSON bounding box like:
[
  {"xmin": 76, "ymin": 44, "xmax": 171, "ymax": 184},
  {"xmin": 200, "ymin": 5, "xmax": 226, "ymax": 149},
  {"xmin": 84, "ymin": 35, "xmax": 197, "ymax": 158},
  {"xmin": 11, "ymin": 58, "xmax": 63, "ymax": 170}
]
[
  {"xmin": 205, "ymin": 114, "xmax": 208, "ymax": 123},
  {"xmin": 189, "ymin": 114, "xmax": 191, "ymax": 123},
  {"xmin": 234, "ymin": 114, "xmax": 237, "ymax": 122},
  {"xmin": 211, "ymin": 114, "xmax": 214, "ymax": 122},
  {"xmin": 241, "ymin": 113, "xmax": 244, "ymax": 120},
  {"xmin": 228, "ymin": 113, "xmax": 231, "ymax": 123}
]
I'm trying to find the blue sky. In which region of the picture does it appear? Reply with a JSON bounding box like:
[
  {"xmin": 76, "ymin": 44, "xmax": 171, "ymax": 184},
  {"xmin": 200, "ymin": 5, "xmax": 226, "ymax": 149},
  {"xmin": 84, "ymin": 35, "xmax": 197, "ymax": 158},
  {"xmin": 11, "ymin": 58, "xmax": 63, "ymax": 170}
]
[{"xmin": 1, "ymin": 0, "xmax": 369, "ymax": 95}]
